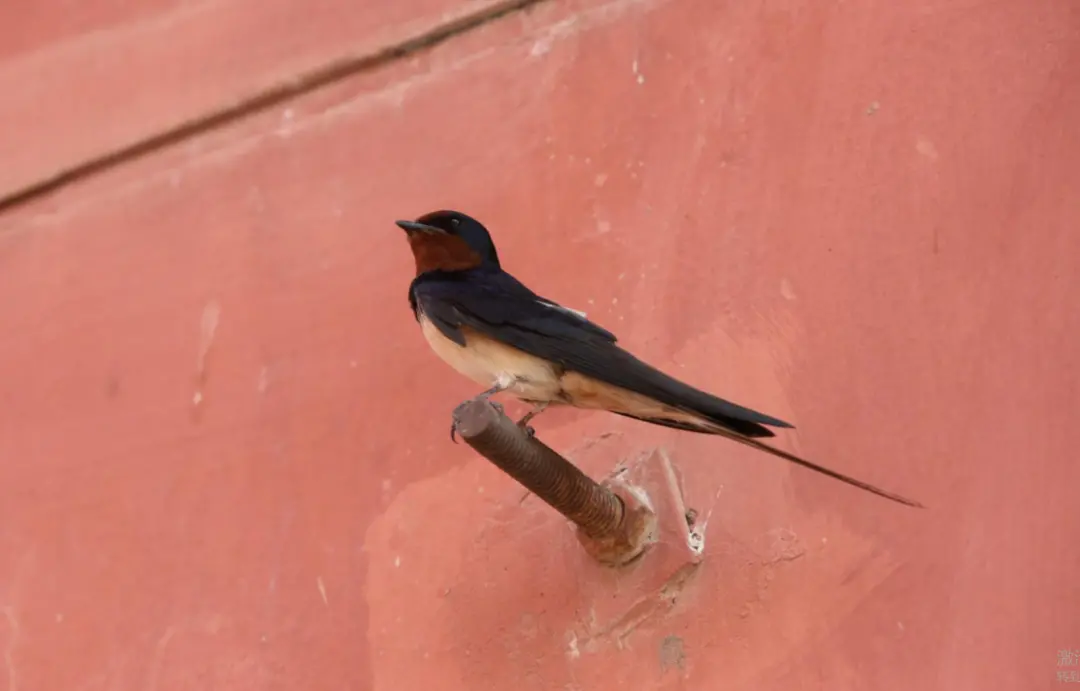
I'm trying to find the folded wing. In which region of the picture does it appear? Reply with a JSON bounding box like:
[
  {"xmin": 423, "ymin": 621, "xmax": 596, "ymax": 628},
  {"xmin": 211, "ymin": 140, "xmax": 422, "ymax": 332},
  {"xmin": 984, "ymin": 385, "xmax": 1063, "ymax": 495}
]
[{"xmin": 410, "ymin": 270, "xmax": 793, "ymax": 438}]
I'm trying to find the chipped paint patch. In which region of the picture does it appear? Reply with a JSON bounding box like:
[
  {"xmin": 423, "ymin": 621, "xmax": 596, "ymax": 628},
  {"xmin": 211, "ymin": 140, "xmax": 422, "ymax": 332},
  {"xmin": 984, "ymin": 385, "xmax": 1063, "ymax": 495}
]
[
  {"xmin": 193, "ymin": 300, "xmax": 220, "ymax": 410},
  {"xmin": 658, "ymin": 634, "xmax": 686, "ymax": 672}
]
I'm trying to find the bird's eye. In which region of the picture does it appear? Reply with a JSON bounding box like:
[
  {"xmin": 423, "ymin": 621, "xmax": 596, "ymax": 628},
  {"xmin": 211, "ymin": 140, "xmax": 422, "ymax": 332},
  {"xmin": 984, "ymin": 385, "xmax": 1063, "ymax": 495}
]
[{"xmin": 450, "ymin": 218, "xmax": 460, "ymax": 227}]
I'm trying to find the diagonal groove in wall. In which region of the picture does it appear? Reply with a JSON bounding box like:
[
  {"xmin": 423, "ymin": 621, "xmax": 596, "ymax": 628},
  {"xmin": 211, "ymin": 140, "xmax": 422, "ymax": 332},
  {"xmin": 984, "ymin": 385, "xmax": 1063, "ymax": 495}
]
[{"xmin": 0, "ymin": 0, "xmax": 549, "ymax": 215}]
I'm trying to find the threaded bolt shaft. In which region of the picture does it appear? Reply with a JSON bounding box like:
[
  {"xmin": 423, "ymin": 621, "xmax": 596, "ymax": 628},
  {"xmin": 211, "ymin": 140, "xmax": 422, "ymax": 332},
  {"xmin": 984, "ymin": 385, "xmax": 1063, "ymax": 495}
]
[{"xmin": 452, "ymin": 398, "xmax": 624, "ymax": 539}]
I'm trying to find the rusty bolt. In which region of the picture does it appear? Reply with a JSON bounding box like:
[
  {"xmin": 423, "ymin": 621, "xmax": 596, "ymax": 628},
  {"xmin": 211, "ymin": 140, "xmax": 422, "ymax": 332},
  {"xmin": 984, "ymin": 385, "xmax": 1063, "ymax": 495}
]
[{"xmin": 452, "ymin": 398, "xmax": 653, "ymax": 563}]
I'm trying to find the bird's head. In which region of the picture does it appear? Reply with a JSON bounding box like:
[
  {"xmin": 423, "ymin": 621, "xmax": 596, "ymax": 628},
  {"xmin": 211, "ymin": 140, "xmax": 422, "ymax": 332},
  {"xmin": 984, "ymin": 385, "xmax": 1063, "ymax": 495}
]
[{"xmin": 395, "ymin": 210, "xmax": 500, "ymax": 276}]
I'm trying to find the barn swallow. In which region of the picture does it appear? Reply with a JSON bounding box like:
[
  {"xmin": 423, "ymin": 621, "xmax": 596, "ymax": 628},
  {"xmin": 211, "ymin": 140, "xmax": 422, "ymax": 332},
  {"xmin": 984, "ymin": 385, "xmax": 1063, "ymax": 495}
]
[{"xmin": 397, "ymin": 210, "xmax": 922, "ymax": 508}]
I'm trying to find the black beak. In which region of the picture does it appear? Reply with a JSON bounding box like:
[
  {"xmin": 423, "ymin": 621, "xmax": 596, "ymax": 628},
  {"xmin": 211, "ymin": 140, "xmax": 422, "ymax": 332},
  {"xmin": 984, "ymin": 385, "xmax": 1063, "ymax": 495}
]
[{"xmin": 395, "ymin": 220, "xmax": 445, "ymax": 234}]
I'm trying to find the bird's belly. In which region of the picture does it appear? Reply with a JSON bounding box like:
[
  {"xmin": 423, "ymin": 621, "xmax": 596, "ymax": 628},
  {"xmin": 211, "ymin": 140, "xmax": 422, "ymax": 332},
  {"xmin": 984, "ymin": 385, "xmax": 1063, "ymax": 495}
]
[{"xmin": 419, "ymin": 316, "xmax": 562, "ymax": 401}]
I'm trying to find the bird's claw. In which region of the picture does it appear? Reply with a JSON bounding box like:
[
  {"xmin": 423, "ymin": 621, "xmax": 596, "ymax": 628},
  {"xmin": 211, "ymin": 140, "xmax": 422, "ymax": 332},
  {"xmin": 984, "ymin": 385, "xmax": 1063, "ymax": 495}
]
[{"xmin": 515, "ymin": 413, "xmax": 538, "ymax": 438}]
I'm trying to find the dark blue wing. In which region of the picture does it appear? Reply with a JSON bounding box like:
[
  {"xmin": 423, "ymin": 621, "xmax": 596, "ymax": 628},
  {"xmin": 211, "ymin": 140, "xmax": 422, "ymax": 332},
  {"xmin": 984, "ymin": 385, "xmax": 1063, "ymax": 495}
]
[
  {"xmin": 409, "ymin": 268, "xmax": 792, "ymax": 437},
  {"xmin": 409, "ymin": 268, "xmax": 617, "ymax": 346}
]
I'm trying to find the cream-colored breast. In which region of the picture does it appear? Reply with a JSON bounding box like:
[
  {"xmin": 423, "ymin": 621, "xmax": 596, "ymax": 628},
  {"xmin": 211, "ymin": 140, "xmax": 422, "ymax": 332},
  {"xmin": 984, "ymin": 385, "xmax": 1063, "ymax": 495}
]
[{"xmin": 419, "ymin": 314, "xmax": 563, "ymax": 401}]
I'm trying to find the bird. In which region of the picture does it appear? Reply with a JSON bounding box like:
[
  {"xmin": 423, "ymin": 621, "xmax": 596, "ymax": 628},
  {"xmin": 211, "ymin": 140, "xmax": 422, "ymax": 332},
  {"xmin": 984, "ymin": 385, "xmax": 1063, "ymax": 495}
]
[{"xmin": 396, "ymin": 209, "xmax": 922, "ymax": 508}]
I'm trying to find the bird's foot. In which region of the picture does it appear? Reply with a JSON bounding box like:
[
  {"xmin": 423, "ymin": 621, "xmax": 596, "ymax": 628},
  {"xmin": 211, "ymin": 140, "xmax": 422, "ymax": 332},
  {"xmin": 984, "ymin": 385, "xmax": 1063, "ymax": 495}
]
[{"xmin": 514, "ymin": 402, "xmax": 548, "ymax": 433}]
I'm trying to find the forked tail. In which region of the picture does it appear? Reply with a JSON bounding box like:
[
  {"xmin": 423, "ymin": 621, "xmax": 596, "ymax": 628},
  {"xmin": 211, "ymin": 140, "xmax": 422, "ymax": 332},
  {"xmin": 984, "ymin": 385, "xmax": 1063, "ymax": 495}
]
[{"xmin": 724, "ymin": 432, "xmax": 924, "ymax": 508}]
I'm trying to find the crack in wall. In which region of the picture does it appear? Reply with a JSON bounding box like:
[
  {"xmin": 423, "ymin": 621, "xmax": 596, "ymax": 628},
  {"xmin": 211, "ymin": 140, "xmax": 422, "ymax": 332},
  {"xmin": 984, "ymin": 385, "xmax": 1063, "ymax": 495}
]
[{"xmin": 0, "ymin": 0, "xmax": 549, "ymax": 214}]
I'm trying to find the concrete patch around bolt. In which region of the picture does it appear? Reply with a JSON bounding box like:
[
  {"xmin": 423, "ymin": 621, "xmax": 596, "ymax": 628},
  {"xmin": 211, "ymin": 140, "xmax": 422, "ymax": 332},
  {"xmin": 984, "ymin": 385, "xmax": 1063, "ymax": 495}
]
[{"xmin": 570, "ymin": 448, "xmax": 705, "ymax": 648}]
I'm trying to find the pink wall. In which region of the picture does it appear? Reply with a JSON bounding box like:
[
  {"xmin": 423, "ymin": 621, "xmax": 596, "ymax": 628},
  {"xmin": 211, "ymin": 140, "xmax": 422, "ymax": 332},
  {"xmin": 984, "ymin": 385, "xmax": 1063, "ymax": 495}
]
[{"xmin": 1, "ymin": 0, "xmax": 1077, "ymax": 688}]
